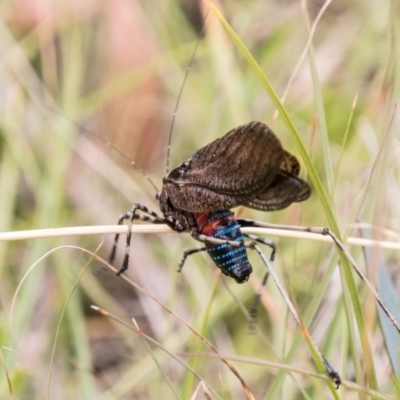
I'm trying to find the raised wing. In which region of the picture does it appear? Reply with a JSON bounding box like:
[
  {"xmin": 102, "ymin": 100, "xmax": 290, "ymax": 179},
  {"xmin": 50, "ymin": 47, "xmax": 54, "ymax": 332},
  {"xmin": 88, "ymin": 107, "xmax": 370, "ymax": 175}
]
[
  {"xmin": 163, "ymin": 121, "xmax": 310, "ymax": 213},
  {"xmin": 242, "ymin": 150, "xmax": 311, "ymax": 211}
]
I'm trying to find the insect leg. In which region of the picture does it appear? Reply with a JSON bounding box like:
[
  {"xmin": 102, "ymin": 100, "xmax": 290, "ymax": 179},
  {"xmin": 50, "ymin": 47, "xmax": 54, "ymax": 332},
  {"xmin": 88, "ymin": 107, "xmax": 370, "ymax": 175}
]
[
  {"xmin": 190, "ymin": 230, "xmax": 270, "ymax": 315},
  {"xmin": 242, "ymin": 233, "xmax": 276, "ymax": 261},
  {"xmin": 251, "ymin": 242, "xmax": 341, "ymax": 388},
  {"xmin": 110, "ymin": 203, "xmax": 166, "ymax": 276},
  {"xmin": 178, "ymin": 247, "xmax": 207, "ymax": 273},
  {"xmin": 237, "ymin": 218, "xmax": 400, "ymax": 334},
  {"xmin": 242, "ymin": 233, "xmax": 276, "ymax": 322},
  {"xmin": 190, "ymin": 230, "xmax": 341, "ymax": 387}
]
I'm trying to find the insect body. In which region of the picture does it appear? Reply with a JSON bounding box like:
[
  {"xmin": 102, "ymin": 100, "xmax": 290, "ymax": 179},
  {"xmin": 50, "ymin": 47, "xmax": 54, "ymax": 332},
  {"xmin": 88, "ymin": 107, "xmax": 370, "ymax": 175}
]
[
  {"xmin": 112, "ymin": 121, "xmax": 311, "ymax": 282},
  {"xmin": 108, "ymin": 120, "xmax": 345, "ymax": 388},
  {"xmin": 55, "ymin": 16, "xmax": 398, "ymax": 390}
]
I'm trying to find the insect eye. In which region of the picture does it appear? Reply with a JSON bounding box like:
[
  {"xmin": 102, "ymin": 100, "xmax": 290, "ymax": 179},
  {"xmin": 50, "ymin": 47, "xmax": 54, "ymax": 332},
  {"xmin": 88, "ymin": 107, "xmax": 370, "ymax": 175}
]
[
  {"xmin": 168, "ymin": 168, "xmax": 181, "ymax": 180},
  {"xmin": 169, "ymin": 160, "xmax": 191, "ymax": 180}
]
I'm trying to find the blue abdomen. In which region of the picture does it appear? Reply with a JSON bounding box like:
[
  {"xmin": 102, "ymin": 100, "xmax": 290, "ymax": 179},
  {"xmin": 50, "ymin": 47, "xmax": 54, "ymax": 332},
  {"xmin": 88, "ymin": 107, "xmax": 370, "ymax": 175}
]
[{"xmin": 197, "ymin": 211, "xmax": 252, "ymax": 283}]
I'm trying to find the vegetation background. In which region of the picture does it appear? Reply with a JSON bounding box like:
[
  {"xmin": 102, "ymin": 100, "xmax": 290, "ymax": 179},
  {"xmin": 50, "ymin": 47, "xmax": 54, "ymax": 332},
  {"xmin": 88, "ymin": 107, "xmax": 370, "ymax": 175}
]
[{"xmin": 0, "ymin": 0, "xmax": 399, "ymax": 399}]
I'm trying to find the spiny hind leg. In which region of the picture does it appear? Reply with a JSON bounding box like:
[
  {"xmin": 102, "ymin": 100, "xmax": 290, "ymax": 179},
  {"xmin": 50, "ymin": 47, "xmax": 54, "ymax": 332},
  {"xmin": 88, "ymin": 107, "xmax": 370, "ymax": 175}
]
[
  {"xmin": 242, "ymin": 233, "xmax": 276, "ymax": 321},
  {"xmin": 250, "ymin": 243, "xmax": 341, "ymax": 388},
  {"xmin": 189, "ymin": 230, "xmax": 341, "ymax": 387},
  {"xmin": 242, "ymin": 232, "xmax": 276, "ymax": 261},
  {"xmin": 237, "ymin": 218, "xmax": 400, "ymax": 334},
  {"xmin": 110, "ymin": 203, "xmax": 166, "ymax": 276}
]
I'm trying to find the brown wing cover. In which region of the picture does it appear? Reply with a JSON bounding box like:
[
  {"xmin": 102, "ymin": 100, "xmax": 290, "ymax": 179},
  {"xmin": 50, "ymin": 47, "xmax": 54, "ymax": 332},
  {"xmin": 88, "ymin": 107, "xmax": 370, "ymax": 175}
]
[
  {"xmin": 243, "ymin": 150, "xmax": 311, "ymax": 211},
  {"xmin": 163, "ymin": 121, "xmax": 310, "ymax": 212},
  {"xmin": 183, "ymin": 121, "xmax": 283, "ymax": 195}
]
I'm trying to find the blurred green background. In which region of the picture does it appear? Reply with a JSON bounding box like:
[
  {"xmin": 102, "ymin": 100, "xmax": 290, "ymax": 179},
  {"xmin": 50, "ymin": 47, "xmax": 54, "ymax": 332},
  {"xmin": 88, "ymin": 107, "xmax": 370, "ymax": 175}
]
[{"xmin": 0, "ymin": 0, "xmax": 400, "ymax": 399}]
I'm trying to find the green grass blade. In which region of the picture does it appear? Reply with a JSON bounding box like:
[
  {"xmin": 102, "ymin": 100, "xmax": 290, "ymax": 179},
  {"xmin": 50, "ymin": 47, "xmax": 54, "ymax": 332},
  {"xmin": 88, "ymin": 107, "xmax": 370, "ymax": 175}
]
[{"xmin": 207, "ymin": 1, "xmax": 378, "ymax": 392}]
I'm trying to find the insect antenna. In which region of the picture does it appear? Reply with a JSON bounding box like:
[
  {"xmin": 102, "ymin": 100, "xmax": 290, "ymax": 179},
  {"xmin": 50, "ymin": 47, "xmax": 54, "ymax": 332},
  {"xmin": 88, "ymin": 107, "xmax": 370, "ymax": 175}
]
[
  {"xmin": 165, "ymin": 10, "xmax": 209, "ymax": 175},
  {"xmin": 49, "ymin": 107, "xmax": 160, "ymax": 195}
]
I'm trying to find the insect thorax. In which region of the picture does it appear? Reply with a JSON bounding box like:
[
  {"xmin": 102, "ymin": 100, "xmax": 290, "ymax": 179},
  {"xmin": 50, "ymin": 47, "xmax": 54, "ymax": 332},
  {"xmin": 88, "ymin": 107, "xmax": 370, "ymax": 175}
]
[{"xmin": 158, "ymin": 186, "xmax": 194, "ymax": 232}]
